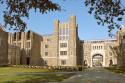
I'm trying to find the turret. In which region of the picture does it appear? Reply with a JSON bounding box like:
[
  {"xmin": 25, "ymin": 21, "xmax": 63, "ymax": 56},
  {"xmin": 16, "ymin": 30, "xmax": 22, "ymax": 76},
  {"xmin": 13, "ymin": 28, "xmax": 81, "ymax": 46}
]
[
  {"xmin": 69, "ymin": 15, "xmax": 76, "ymax": 29},
  {"xmin": 54, "ymin": 19, "xmax": 59, "ymax": 33},
  {"xmin": 54, "ymin": 19, "xmax": 60, "ymax": 66},
  {"xmin": 68, "ymin": 15, "xmax": 77, "ymax": 66}
]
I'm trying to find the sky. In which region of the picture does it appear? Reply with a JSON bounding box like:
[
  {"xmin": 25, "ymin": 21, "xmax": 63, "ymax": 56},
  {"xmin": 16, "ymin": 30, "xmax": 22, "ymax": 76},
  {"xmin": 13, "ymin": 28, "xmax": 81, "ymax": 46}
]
[{"xmin": 0, "ymin": 0, "xmax": 125, "ymax": 40}]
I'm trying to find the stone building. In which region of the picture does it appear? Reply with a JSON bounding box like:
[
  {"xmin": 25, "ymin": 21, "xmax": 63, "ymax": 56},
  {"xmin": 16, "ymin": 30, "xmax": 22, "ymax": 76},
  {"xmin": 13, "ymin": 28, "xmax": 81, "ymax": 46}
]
[
  {"xmin": 81, "ymin": 39, "xmax": 118, "ymax": 67},
  {"xmin": 8, "ymin": 45, "xmax": 20, "ymax": 65},
  {"xmin": 8, "ymin": 30, "xmax": 42, "ymax": 66},
  {"xmin": 40, "ymin": 16, "xmax": 80, "ymax": 66},
  {"xmin": 7, "ymin": 15, "xmax": 125, "ymax": 67},
  {"xmin": 116, "ymin": 26, "xmax": 125, "ymax": 66},
  {"xmin": 0, "ymin": 25, "xmax": 8, "ymax": 66}
]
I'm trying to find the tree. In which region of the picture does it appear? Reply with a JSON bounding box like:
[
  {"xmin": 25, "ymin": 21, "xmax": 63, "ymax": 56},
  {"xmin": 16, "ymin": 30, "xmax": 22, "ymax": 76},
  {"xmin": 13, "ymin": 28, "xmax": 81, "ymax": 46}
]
[
  {"xmin": 84, "ymin": 0, "xmax": 125, "ymax": 36},
  {"xmin": 0, "ymin": 0, "xmax": 125, "ymax": 34},
  {"xmin": 0, "ymin": 0, "xmax": 60, "ymax": 31}
]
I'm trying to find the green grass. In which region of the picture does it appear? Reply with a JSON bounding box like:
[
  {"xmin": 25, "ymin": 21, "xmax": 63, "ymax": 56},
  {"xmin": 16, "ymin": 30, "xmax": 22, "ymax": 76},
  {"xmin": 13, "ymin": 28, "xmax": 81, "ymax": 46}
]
[
  {"xmin": 0, "ymin": 67, "xmax": 75, "ymax": 83},
  {"xmin": 105, "ymin": 67, "xmax": 125, "ymax": 74}
]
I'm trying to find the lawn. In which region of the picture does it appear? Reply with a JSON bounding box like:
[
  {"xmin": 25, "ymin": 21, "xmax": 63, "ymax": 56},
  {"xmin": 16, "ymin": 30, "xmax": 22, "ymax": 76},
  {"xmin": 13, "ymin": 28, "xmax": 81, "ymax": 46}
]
[
  {"xmin": 105, "ymin": 67, "xmax": 125, "ymax": 74},
  {"xmin": 0, "ymin": 67, "xmax": 75, "ymax": 83}
]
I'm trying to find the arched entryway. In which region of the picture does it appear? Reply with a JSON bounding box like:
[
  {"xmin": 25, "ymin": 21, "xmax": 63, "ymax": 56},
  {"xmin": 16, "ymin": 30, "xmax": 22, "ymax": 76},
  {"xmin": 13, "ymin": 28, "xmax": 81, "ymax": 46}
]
[{"xmin": 92, "ymin": 54, "xmax": 103, "ymax": 67}]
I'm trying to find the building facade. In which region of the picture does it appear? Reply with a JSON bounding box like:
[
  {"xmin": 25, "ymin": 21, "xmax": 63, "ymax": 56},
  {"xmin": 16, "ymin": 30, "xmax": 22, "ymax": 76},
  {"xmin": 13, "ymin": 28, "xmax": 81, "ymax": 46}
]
[
  {"xmin": 0, "ymin": 25, "xmax": 8, "ymax": 66},
  {"xmin": 8, "ymin": 30, "xmax": 42, "ymax": 66},
  {"xmin": 7, "ymin": 16, "xmax": 125, "ymax": 67}
]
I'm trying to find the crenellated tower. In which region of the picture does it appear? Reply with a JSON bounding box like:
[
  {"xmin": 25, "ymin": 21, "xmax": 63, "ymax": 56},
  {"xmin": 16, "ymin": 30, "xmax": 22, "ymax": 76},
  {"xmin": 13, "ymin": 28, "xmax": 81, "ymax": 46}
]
[{"xmin": 68, "ymin": 15, "xmax": 77, "ymax": 66}]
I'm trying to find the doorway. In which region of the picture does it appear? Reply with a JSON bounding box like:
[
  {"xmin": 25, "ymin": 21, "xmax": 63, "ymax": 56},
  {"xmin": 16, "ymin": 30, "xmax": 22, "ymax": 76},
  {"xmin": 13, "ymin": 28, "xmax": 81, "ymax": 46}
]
[
  {"xmin": 26, "ymin": 57, "xmax": 30, "ymax": 65},
  {"xmin": 92, "ymin": 54, "xmax": 103, "ymax": 67}
]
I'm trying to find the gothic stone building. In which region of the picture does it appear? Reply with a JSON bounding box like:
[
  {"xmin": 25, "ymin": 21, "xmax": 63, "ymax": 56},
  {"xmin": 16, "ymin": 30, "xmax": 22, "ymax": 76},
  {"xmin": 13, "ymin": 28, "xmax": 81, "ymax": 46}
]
[
  {"xmin": 8, "ymin": 31, "xmax": 42, "ymax": 66},
  {"xmin": 7, "ymin": 16, "xmax": 125, "ymax": 67}
]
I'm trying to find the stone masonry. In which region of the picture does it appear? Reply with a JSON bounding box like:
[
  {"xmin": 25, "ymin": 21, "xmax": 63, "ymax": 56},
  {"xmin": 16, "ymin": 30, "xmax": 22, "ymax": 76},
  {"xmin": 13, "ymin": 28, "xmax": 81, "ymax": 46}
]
[{"xmin": 2, "ymin": 15, "xmax": 125, "ymax": 67}]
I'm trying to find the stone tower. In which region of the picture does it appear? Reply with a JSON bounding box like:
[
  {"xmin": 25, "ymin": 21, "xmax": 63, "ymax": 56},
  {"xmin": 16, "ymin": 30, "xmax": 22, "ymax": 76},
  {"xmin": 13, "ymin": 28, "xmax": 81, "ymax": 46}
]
[
  {"xmin": 68, "ymin": 15, "xmax": 77, "ymax": 66},
  {"xmin": 54, "ymin": 20, "xmax": 59, "ymax": 66},
  {"xmin": 117, "ymin": 26, "xmax": 125, "ymax": 66}
]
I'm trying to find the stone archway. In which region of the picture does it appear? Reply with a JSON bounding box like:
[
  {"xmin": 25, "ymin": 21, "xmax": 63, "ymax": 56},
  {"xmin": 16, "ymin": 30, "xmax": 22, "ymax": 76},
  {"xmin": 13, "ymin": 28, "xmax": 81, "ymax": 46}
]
[{"xmin": 92, "ymin": 54, "xmax": 103, "ymax": 67}]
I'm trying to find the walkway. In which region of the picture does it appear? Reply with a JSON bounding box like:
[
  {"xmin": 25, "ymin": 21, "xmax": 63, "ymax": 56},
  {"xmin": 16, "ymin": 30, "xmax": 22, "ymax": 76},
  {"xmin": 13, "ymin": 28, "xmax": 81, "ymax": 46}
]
[{"xmin": 61, "ymin": 68, "xmax": 125, "ymax": 83}]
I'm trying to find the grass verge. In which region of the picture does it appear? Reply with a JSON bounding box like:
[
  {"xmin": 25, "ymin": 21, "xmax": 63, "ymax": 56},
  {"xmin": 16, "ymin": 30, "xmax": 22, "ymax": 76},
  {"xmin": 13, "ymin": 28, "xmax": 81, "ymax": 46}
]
[
  {"xmin": 0, "ymin": 67, "xmax": 75, "ymax": 83},
  {"xmin": 105, "ymin": 67, "xmax": 125, "ymax": 74}
]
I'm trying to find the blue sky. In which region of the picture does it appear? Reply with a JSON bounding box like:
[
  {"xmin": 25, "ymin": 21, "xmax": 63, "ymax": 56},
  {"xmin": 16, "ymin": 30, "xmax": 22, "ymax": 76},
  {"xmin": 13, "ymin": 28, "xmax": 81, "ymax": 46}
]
[{"xmin": 0, "ymin": 0, "xmax": 125, "ymax": 40}]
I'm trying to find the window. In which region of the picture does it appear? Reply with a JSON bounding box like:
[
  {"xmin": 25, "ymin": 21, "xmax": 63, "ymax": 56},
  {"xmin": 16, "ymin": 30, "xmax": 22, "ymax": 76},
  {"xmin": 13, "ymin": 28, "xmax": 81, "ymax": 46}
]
[
  {"xmin": 65, "ymin": 28, "xmax": 69, "ymax": 35},
  {"xmin": 47, "ymin": 39, "xmax": 50, "ymax": 41},
  {"xmin": 18, "ymin": 32, "xmax": 21, "ymax": 40},
  {"xmin": 100, "ymin": 46, "xmax": 101, "ymax": 49},
  {"xmin": 44, "ymin": 60, "xmax": 48, "ymax": 65},
  {"xmin": 27, "ymin": 31, "xmax": 30, "ymax": 39},
  {"xmin": 59, "ymin": 28, "xmax": 69, "ymax": 40},
  {"xmin": 60, "ymin": 43, "xmax": 67, "ymax": 48},
  {"xmin": 45, "ymin": 52, "xmax": 48, "ymax": 56},
  {"xmin": 26, "ymin": 42, "xmax": 30, "ymax": 48},
  {"xmin": 61, "ymin": 60, "xmax": 66, "ymax": 65},
  {"xmin": 45, "ymin": 44, "xmax": 49, "ymax": 48},
  {"xmin": 13, "ymin": 32, "xmax": 16, "ymax": 40},
  {"xmin": 60, "ymin": 51, "xmax": 67, "ymax": 55}
]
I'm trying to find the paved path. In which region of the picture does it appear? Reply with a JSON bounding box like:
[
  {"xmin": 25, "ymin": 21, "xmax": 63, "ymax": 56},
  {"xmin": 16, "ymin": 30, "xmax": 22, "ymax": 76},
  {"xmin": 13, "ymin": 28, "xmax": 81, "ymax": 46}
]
[{"xmin": 61, "ymin": 68, "xmax": 125, "ymax": 83}]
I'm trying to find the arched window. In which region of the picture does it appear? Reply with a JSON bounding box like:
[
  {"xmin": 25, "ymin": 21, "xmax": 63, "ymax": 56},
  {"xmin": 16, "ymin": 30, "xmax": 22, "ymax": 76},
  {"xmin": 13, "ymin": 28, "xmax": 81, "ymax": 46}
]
[
  {"xmin": 109, "ymin": 59, "xmax": 113, "ymax": 66},
  {"xmin": 83, "ymin": 60, "xmax": 87, "ymax": 66}
]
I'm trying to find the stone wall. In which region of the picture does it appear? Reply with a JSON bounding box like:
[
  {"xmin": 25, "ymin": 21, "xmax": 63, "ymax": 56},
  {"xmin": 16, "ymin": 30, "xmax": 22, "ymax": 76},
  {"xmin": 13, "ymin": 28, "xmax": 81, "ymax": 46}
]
[{"xmin": 0, "ymin": 27, "xmax": 8, "ymax": 66}]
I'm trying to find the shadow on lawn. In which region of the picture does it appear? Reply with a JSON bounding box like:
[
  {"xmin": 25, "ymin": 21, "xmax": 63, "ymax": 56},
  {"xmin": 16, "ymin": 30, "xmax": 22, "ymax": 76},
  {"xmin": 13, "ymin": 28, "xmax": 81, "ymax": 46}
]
[{"xmin": 5, "ymin": 73, "xmax": 75, "ymax": 83}]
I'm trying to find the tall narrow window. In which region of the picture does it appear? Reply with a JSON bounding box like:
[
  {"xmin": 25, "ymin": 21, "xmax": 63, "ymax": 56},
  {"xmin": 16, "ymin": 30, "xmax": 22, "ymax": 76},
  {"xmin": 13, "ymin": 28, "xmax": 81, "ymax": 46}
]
[
  {"xmin": 44, "ymin": 60, "xmax": 48, "ymax": 65},
  {"xmin": 13, "ymin": 32, "xmax": 16, "ymax": 40},
  {"xmin": 18, "ymin": 32, "xmax": 21, "ymax": 40},
  {"xmin": 59, "ymin": 28, "xmax": 69, "ymax": 40},
  {"xmin": 27, "ymin": 31, "xmax": 30, "ymax": 40}
]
